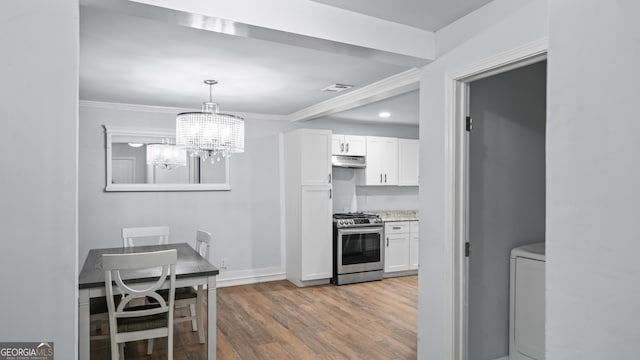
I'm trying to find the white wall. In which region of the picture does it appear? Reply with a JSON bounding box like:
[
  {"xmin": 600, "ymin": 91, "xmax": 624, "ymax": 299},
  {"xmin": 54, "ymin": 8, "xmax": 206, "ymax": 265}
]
[
  {"xmin": 468, "ymin": 61, "xmax": 546, "ymax": 360},
  {"xmin": 418, "ymin": 0, "xmax": 548, "ymax": 358},
  {"xmin": 79, "ymin": 105, "xmax": 419, "ymax": 285},
  {"xmin": 79, "ymin": 106, "xmax": 286, "ymax": 285},
  {"xmin": 0, "ymin": 1, "xmax": 78, "ymax": 359},
  {"xmin": 546, "ymin": 0, "xmax": 640, "ymax": 358}
]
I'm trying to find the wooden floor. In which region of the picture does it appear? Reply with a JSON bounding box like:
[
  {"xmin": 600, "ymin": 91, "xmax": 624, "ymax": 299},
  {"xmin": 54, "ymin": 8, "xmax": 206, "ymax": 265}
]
[{"xmin": 90, "ymin": 276, "xmax": 417, "ymax": 359}]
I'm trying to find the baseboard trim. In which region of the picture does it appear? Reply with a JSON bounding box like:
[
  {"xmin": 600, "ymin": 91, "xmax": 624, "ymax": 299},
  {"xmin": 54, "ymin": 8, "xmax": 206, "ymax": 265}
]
[
  {"xmin": 216, "ymin": 267, "xmax": 286, "ymax": 288},
  {"xmin": 383, "ymin": 270, "xmax": 418, "ymax": 278}
]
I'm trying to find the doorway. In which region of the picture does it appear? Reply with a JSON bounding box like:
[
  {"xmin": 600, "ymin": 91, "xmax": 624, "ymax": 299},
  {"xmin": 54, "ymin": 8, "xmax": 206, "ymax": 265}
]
[{"xmin": 466, "ymin": 61, "xmax": 547, "ymax": 360}]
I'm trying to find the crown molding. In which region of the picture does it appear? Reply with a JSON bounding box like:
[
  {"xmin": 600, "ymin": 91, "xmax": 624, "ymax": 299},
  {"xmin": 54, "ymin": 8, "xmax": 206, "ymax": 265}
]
[
  {"xmin": 287, "ymin": 68, "xmax": 421, "ymax": 122},
  {"xmin": 79, "ymin": 100, "xmax": 289, "ymax": 121}
]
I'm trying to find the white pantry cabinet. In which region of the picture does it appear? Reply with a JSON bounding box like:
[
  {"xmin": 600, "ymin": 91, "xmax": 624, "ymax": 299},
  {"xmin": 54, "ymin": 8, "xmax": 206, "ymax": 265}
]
[
  {"xmin": 384, "ymin": 221, "xmax": 419, "ymax": 274},
  {"xmin": 398, "ymin": 139, "xmax": 419, "ymax": 186},
  {"xmin": 332, "ymin": 134, "xmax": 366, "ymax": 156},
  {"xmin": 362, "ymin": 136, "xmax": 398, "ymax": 185},
  {"xmin": 284, "ymin": 129, "xmax": 333, "ymax": 287}
]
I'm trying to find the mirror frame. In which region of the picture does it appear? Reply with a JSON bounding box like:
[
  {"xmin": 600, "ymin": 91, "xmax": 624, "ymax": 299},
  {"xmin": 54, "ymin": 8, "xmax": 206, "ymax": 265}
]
[{"xmin": 104, "ymin": 125, "xmax": 231, "ymax": 191}]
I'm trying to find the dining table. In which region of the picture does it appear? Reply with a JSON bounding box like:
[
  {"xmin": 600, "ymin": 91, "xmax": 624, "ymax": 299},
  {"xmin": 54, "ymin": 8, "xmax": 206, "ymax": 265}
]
[{"xmin": 78, "ymin": 242, "xmax": 219, "ymax": 359}]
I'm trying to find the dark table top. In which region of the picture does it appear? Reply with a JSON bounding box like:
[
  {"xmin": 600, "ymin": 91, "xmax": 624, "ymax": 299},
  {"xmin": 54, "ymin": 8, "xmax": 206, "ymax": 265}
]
[{"xmin": 79, "ymin": 243, "xmax": 219, "ymax": 289}]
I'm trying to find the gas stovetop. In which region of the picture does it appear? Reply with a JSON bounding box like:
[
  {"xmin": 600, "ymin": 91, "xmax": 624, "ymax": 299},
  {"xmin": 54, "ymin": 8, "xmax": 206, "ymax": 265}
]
[{"xmin": 333, "ymin": 212, "xmax": 383, "ymax": 228}]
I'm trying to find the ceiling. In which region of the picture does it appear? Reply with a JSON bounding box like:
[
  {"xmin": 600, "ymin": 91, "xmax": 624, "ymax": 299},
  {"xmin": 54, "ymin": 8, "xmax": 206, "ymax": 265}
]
[
  {"xmin": 326, "ymin": 90, "xmax": 419, "ymax": 125},
  {"xmin": 80, "ymin": 6, "xmax": 409, "ymax": 114},
  {"xmin": 79, "ymin": 1, "xmax": 492, "ymax": 124},
  {"xmin": 310, "ymin": 0, "xmax": 493, "ymax": 31}
]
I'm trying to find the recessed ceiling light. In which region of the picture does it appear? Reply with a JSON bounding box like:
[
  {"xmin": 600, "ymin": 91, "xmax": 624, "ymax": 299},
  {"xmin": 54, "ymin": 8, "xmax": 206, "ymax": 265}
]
[
  {"xmin": 128, "ymin": 143, "xmax": 144, "ymax": 148},
  {"xmin": 379, "ymin": 111, "xmax": 391, "ymax": 118}
]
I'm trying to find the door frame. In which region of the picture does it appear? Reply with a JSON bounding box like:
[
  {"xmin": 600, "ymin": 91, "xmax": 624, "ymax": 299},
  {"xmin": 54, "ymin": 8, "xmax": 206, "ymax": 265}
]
[{"xmin": 442, "ymin": 38, "xmax": 548, "ymax": 360}]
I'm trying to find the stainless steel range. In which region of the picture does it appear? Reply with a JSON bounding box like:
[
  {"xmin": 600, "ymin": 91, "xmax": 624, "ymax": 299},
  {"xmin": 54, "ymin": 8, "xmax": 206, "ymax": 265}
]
[{"xmin": 332, "ymin": 212, "xmax": 384, "ymax": 285}]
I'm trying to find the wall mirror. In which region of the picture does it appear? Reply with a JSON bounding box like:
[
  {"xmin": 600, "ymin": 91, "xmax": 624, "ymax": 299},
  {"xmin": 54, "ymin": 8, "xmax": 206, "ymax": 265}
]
[{"xmin": 104, "ymin": 126, "xmax": 230, "ymax": 191}]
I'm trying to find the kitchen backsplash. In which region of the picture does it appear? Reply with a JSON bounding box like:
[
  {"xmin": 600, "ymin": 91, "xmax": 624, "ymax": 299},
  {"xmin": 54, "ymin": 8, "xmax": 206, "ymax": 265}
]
[{"xmin": 332, "ymin": 167, "xmax": 419, "ymax": 213}]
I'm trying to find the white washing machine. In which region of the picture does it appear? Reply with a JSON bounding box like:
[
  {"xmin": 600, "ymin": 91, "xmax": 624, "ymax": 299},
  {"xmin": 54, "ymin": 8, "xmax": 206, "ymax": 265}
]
[{"xmin": 509, "ymin": 242, "xmax": 545, "ymax": 360}]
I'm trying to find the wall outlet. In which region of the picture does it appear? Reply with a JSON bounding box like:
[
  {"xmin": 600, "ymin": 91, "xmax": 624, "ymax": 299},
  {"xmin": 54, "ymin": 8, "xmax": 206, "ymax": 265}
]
[{"xmin": 220, "ymin": 258, "xmax": 227, "ymax": 270}]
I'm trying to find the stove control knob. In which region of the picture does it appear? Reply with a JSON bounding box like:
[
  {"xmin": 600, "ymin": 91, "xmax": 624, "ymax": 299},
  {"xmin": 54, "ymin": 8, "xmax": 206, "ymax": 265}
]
[
  {"xmin": 349, "ymin": 219, "xmax": 355, "ymax": 225},
  {"xmin": 337, "ymin": 220, "xmax": 343, "ymax": 226}
]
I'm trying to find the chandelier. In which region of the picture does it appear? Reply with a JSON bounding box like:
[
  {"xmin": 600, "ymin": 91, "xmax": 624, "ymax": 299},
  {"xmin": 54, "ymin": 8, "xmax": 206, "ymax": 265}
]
[
  {"xmin": 176, "ymin": 80, "xmax": 244, "ymax": 163},
  {"xmin": 146, "ymin": 139, "xmax": 186, "ymax": 170}
]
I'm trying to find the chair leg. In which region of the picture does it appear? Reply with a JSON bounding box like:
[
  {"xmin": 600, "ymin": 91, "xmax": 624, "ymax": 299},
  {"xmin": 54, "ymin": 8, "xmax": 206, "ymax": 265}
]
[
  {"xmin": 118, "ymin": 343, "xmax": 125, "ymax": 360},
  {"xmin": 196, "ymin": 293, "xmax": 205, "ymax": 344},
  {"xmin": 147, "ymin": 339, "xmax": 154, "ymax": 355},
  {"xmin": 168, "ymin": 332, "xmax": 174, "ymax": 360},
  {"xmin": 190, "ymin": 303, "xmax": 197, "ymax": 331}
]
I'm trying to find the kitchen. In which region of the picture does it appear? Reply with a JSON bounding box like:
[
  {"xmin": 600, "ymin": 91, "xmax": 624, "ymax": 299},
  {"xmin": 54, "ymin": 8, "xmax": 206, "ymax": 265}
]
[{"xmin": 78, "ymin": 4, "xmax": 423, "ymax": 290}]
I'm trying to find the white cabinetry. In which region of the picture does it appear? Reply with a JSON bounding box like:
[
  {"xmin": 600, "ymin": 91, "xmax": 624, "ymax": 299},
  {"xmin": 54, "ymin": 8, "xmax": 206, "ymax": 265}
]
[
  {"xmin": 302, "ymin": 131, "xmax": 333, "ymax": 185},
  {"xmin": 385, "ymin": 222, "xmax": 410, "ymax": 272},
  {"xmin": 384, "ymin": 221, "xmax": 419, "ymax": 274},
  {"xmin": 284, "ymin": 129, "xmax": 333, "ymax": 286},
  {"xmin": 398, "ymin": 139, "xmax": 419, "ymax": 186},
  {"xmin": 410, "ymin": 221, "xmax": 419, "ymax": 270},
  {"xmin": 332, "ymin": 134, "xmax": 366, "ymax": 156},
  {"xmin": 362, "ymin": 136, "xmax": 398, "ymax": 185},
  {"xmin": 301, "ymin": 186, "xmax": 333, "ymax": 281}
]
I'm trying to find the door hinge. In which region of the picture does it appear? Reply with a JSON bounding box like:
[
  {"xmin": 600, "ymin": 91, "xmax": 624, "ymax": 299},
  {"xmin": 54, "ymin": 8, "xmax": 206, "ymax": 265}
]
[
  {"xmin": 465, "ymin": 242, "xmax": 471, "ymax": 257},
  {"xmin": 466, "ymin": 116, "xmax": 473, "ymax": 132}
]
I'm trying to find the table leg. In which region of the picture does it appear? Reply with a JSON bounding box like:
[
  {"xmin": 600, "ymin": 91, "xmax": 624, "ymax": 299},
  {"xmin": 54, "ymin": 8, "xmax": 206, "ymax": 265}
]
[
  {"xmin": 207, "ymin": 275, "xmax": 217, "ymax": 360},
  {"xmin": 78, "ymin": 289, "xmax": 90, "ymax": 360}
]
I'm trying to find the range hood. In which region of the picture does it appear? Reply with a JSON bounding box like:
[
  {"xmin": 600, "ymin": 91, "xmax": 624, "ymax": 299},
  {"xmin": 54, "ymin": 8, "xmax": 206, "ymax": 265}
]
[{"xmin": 332, "ymin": 155, "xmax": 366, "ymax": 168}]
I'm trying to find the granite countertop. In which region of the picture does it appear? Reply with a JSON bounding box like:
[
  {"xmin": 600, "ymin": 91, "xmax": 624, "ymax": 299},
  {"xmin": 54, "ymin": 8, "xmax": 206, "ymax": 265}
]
[{"xmin": 368, "ymin": 210, "xmax": 418, "ymax": 222}]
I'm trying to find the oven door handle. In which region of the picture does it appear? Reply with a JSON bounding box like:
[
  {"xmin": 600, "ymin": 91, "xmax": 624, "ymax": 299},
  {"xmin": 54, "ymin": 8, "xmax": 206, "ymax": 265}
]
[{"xmin": 337, "ymin": 227, "xmax": 383, "ymax": 235}]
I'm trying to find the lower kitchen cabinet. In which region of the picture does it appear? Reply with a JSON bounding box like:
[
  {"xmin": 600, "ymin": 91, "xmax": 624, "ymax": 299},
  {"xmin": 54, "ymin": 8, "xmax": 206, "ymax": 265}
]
[
  {"xmin": 384, "ymin": 221, "xmax": 419, "ymax": 274},
  {"xmin": 410, "ymin": 221, "xmax": 419, "ymax": 270},
  {"xmin": 385, "ymin": 232, "xmax": 410, "ymax": 272},
  {"xmin": 300, "ymin": 185, "xmax": 333, "ymax": 281}
]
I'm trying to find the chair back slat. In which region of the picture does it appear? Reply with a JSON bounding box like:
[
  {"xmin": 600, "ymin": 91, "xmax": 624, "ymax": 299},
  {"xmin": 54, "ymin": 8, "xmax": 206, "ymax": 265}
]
[
  {"xmin": 122, "ymin": 226, "xmax": 170, "ymax": 248},
  {"xmin": 195, "ymin": 230, "xmax": 212, "ymax": 259}
]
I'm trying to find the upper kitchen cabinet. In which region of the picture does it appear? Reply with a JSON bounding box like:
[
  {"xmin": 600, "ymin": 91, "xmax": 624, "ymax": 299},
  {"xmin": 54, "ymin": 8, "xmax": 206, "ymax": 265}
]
[
  {"xmin": 298, "ymin": 129, "xmax": 332, "ymax": 185},
  {"xmin": 332, "ymin": 134, "xmax": 366, "ymax": 156},
  {"xmin": 398, "ymin": 139, "xmax": 419, "ymax": 186},
  {"xmin": 360, "ymin": 136, "xmax": 399, "ymax": 186}
]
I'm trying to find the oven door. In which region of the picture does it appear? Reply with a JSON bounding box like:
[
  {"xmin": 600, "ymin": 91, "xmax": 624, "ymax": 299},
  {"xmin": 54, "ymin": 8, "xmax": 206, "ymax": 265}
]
[{"xmin": 337, "ymin": 226, "xmax": 384, "ymax": 274}]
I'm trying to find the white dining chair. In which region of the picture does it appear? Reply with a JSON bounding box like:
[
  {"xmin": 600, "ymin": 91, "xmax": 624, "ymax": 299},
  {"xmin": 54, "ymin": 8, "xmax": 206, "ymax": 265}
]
[
  {"xmin": 122, "ymin": 226, "xmax": 170, "ymax": 248},
  {"xmin": 102, "ymin": 249, "xmax": 177, "ymax": 360},
  {"xmin": 172, "ymin": 229, "xmax": 211, "ymax": 344},
  {"xmin": 121, "ymin": 225, "xmax": 170, "ymax": 355}
]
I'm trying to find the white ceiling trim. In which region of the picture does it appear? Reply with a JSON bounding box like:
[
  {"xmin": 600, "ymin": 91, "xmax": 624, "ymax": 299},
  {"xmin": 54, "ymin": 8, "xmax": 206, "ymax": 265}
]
[
  {"xmin": 287, "ymin": 68, "xmax": 421, "ymax": 122},
  {"xmin": 79, "ymin": 100, "xmax": 290, "ymax": 121}
]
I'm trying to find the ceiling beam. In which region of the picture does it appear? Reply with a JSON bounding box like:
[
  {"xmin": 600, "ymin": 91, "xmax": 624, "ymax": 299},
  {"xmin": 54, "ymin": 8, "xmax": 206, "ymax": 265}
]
[
  {"xmin": 287, "ymin": 68, "xmax": 420, "ymax": 122},
  {"xmin": 81, "ymin": 0, "xmax": 433, "ymax": 67}
]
